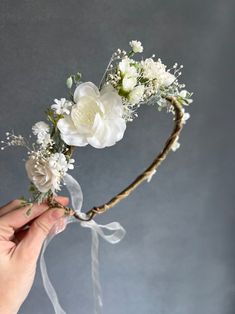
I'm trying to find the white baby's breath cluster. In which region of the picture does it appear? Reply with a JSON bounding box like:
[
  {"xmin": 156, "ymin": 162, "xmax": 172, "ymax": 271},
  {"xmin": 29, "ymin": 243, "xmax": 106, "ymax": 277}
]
[{"xmin": 1, "ymin": 40, "xmax": 192, "ymax": 202}]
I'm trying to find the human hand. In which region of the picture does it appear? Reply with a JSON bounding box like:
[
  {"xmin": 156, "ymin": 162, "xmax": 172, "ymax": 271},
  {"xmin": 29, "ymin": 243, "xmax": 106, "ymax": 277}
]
[{"xmin": 0, "ymin": 196, "xmax": 69, "ymax": 314}]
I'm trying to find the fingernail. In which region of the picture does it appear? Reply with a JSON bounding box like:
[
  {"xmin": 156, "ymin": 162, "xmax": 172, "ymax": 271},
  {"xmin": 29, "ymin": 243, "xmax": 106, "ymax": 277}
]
[{"xmin": 50, "ymin": 208, "xmax": 65, "ymax": 220}]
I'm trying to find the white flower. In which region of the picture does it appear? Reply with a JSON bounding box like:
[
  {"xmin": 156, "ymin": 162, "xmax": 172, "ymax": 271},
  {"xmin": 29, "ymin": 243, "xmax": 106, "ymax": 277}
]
[
  {"xmin": 181, "ymin": 108, "xmax": 190, "ymax": 124},
  {"xmin": 141, "ymin": 58, "xmax": 175, "ymax": 86},
  {"xmin": 128, "ymin": 85, "xmax": 145, "ymax": 104},
  {"xmin": 122, "ymin": 76, "xmax": 137, "ymax": 92},
  {"xmin": 160, "ymin": 71, "xmax": 175, "ymax": 86},
  {"xmin": 171, "ymin": 136, "xmax": 180, "ymax": 152},
  {"xmin": 57, "ymin": 82, "xmax": 126, "ymax": 149},
  {"xmin": 25, "ymin": 152, "xmax": 73, "ymax": 193},
  {"xmin": 41, "ymin": 133, "xmax": 53, "ymax": 149},
  {"xmin": 51, "ymin": 98, "xmax": 73, "ymax": 115},
  {"xmin": 129, "ymin": 40, "xmax": 143, "ymax": 53},
  {"xmin": 32, "ymin": 121, "xmax": 49, "ymax": 136},
  {"xmin": 32, "ymin": 121, "xmax": 50, "ymax": 145},
  {"xmin": 118, "ymin": 58, "xmax": 138, "ymax": 78},
  {"xmin": 141, "ymin": 58, "xmax": 162, "ymax": 80},
  {"xmin": 25, "ymin": 156, "xmax": 59, "ymax": 193},
  {"xmin": 179, "ymin": 90, "xmax": 193, "ymax": 105}
]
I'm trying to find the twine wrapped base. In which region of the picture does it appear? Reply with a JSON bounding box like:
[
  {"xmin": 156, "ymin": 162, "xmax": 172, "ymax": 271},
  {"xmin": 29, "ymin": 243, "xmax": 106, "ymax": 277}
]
[{"xmin": 48, "ymin": 96, "xmax": 184, "ymax": 221}]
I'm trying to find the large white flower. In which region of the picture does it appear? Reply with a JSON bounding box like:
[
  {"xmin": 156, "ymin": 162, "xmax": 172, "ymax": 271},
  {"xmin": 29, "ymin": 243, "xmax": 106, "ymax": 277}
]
[
  {"xmin": 25, "ymin": 156, "xmax": 59, "ymax": 193},
  {"xmin": 25, "ymin": 152, "xmax": 74, "ymax": 193},
  {"xmin": 57, "ymin": 82, "xmax": 126, "ymax": 149}
]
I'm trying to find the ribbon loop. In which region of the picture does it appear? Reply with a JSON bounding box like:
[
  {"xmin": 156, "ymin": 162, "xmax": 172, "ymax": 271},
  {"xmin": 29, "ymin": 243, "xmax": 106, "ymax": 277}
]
[{"xmin": 40, "ymin": 173, "xmax": 126, "ymax": 314}]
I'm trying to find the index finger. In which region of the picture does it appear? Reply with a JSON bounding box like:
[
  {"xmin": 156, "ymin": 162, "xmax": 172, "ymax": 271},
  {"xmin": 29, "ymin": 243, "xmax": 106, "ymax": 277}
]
[{"xmin": 0, "ymin": 196, "xmax": 69, "ymax": 240}]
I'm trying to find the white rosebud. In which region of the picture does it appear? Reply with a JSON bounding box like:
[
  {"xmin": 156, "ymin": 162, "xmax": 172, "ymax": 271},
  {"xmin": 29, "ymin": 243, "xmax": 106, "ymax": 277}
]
[
  {"xmin": 57, "ymin": 82, "xmax": 126, "ymax": 149},
  {"xmin": 128, "ymin": 85, "xmax": 145, "ymax": 104},
  {"xmin": 129, "ymin": 40, "xmax": 143, "ymax": 53},
  {"xmin": 122, "ymin": 76, "xmax": 137, "ymax": 92},
  {"xmin": 66, "ymin": 76, "xmax": 73, "ymax": 89}
]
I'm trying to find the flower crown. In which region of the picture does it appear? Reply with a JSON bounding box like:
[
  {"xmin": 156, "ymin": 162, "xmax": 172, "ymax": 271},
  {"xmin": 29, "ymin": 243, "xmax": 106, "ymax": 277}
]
[{"xmin": 1, "ymin": 40, "xmax": 193, "ymax": 220}]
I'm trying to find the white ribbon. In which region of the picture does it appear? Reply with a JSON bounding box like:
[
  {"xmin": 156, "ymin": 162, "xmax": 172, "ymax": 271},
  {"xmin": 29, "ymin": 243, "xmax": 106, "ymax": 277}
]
[{"xmin": 40, "ymin": 173, "xmax": 126, "ymax": 314}]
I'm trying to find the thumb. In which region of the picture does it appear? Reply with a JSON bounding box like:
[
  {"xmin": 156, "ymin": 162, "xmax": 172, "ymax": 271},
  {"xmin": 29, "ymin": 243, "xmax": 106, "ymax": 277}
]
[{"xmin": 15, "ymin": 207, "xmax": 65, "ymax": 263}]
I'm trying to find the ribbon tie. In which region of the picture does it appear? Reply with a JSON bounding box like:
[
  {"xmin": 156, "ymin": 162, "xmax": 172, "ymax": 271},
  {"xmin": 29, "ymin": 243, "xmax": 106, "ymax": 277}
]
[{"xmin": 40, "ymin": 173, "xmax": 126, "ymax": 314}]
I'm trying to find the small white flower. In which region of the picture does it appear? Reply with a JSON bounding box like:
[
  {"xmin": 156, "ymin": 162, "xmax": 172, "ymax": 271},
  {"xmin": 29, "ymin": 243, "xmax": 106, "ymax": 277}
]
[
  {"xmin": 122, "ymin": 76, "xmax": 137, "ymax": 92},
  {"xmin": 49, "ymin": 153, "xmax": 68, "ymax": 173},
  {"xmin": 32, "ymin": 121, "xmax": 49, "ymax": 136},
  {"xmin": 128, "ymin": 85, "xmax": 145, "ymax": 104},
  {"xmin": 57, "ymin": 82, "xmax": 126, "ymax": 149},
  {"xmin": 129, "ymin": 40, "xmax": 143, "ymax": 53},
  {"xmin": 181, "ymin": 108, "xmax": 190, "ymax": 124},
  {"xmin": 51, "ymin": 98, "xmax": 73, "ymax": 115},
  {"xmin": 160, "ymin": 71, "xmax": 175, "ymax": 86},
  {"xmin": 118, "ymin": 58, "xmax": 138, "ymax": 78},
  {"xmin": 179, "ymin": 90, "xmax": 193, "ymax": 105},
  {"xmin": 41, "ymin": 133, "xmax": 53, "ymax": 149},
  {"xmin": 141, "ymin": 59, "xmax": 175, "ymax": 86},
  {"xmin": 141, "ymin": 58, "xmax": 162, "ymax": 80},
  {"xmin": 171, "ymin": 136, "xmax": 180, "ymax": 152},
  {"xmin": 32, "ymin": 121, "xmax": 50, "ymax": 145}
]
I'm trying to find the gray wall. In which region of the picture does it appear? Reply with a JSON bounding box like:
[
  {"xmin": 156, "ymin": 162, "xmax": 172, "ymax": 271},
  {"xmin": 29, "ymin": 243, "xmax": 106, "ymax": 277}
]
[{"xmin": 0, "ymin": 1, "xmax": 234, "ymax": 313}]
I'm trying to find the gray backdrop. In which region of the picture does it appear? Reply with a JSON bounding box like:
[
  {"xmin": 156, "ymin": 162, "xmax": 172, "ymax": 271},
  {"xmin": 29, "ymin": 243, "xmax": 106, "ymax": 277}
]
[{"xmin": 0, "ymin": 1, "xmax": 234, "ymax": 314}]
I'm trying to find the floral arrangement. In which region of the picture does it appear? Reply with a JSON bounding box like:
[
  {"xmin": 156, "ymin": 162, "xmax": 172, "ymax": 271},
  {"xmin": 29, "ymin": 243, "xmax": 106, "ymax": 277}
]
[
  {"xmin": 1, "ymin": 40, "xmax": 193, "ymax": 313},
  {"xmin": 1, "ymin": 40, "xmax": 192, "ymax": 220}
]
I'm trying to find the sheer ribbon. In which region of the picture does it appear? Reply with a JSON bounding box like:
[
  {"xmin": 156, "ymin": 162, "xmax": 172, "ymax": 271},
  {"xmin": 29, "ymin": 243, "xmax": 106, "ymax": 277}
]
[{"xmin": 40, "ymin": 173, "xmax": 126, "ymax": 314}]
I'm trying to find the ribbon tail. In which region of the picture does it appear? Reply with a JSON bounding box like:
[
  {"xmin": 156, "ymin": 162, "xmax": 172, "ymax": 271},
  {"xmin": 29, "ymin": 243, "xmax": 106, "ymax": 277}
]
[
  {"xmin": 91, "ymin": 229, "xmax": 103, "ymax": 314},
  {"xmin": 40, "ymin": 234, "xmax": 67, "ymax": 314}
]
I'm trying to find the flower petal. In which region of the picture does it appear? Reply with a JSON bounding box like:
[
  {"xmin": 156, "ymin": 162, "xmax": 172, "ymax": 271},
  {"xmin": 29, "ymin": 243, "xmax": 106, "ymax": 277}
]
[
  {"xmin": 57, "ymin": 115, "xmax": 78, "ymax": 135},
  {"xmin": 74, "ymin": 82, "xmax": 100, "ymax": 103}
]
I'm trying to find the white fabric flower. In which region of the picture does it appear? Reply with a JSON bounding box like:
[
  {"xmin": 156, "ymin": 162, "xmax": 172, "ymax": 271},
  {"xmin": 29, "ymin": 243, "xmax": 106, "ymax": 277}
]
[
  {"xmin": 25, "ymin": 152, "xmax": 73, "ymax": 193},
  {"xmin": 57, "ymin": 82, "xmax": 126, "ymax": 149},
  {"xmin": 32, "ymin": 121, "xmax": 50, "ymax": 145},
  {"xmin": 129, "ymin": 40, "xmax": 143, "ymax": 53},
  {"xmin": 25, "ymin": 156, "xmax": 59, "ymax": 193},
  {"xmin": 122, "ymin": 76, "xmax": 137, "ymax": 92},
  {"xmin": 128, "ymin": 85, "xmax": 145, "ymax": 104},
  {"xmin": 51, "ymin": 98, "xmax": 73, "ymax": 115}
]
